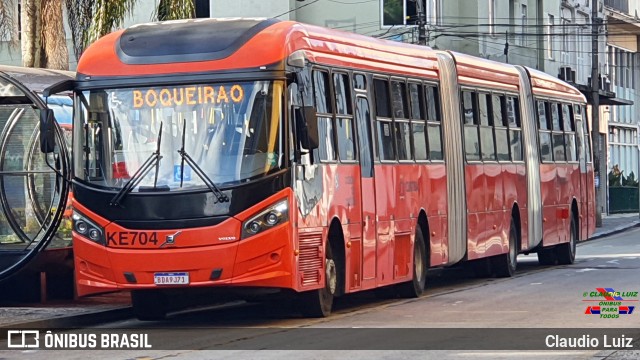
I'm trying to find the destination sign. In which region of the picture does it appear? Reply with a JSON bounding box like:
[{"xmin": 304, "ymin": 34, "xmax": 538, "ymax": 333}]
[{"xmin": 132, "ymin": 85, "xmax": 244, "ymax": 108}]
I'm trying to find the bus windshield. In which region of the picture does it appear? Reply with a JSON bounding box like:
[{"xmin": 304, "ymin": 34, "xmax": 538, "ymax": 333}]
[{"xmin": 73, "ymin": 80, "xmax": 284, "ymax": 191}]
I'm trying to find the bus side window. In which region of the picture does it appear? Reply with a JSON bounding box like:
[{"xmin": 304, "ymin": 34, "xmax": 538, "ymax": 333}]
[
  {"xmin": 334, "ymin": 73, "xmax": 356, "ymax": 162},
  {"xmin": 478, "ymin": 92, "xmax": 496, "ymax": 161},
  {"xmin": 562, "ymin": 104, "xmax": 577, "ymax": 162},
  {"xmin": 551, "ymin": 103, "xmax": 566, "ymax": 162},
  {"xmin": 493, "ymin": 94, "xmax": 510, "ymax": 162},
  {"xmin": 313, "ymin": 69, "xmax": 335, "ymax": 161},
  {"xmin": 506, "ymin": 96, "xmax": 522, "ymax": 161},
  {"xmin": 409, "ymin": 82, "xmax": 427, "ymax": 161},
  {"xmin": 374, "ymin": 78, "xmax": 395, "ymax": 161},
  {"xmin": 537, "ymin": 100, "xmax": 552, "ymax": 162},
  {"xmin": 426, "ymin": 85, "xmax": 443, "ymax": 161},
  {"xmin": 462, "ymin": 90, "xmax": 480, "ymax": 161},
  {"xmin": 391, "ymin": 80, "xmax": 411, "ymax": 161}
]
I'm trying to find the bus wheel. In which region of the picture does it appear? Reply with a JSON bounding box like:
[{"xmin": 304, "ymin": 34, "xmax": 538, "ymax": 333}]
[
  {"xmin": 131, "ymin": 290, "xmax": 168, "ymax": 321},
  {"xmin": 556, "ymin": 216, "xmax": 577, "ymax": 265},
  {"xmin": 537, "ymin": 248, "xmax": 557, "ymax": 265},
  {"xmin": 299, "ymin": 244, "xmax": 335, "ymax": 317},
  {"xmin": 397, "ymin": 227, "xmax": 427, "ymax": 298},
  {"xmin": 493, "ymin": 218, "xmax": 517, "ymax": 277}
]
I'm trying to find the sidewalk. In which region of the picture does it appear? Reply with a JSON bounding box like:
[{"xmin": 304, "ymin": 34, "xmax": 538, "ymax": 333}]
[
  {"xmin": 1, "ymin": 213, "xmax": 638, "ymax": 329},
  {"xmin": 591, "ymin": 212, "xmax": 640, "ymax": 239}
]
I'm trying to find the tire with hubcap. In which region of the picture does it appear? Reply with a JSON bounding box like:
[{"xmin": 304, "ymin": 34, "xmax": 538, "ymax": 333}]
[
  {"xmin": 397, "ymin": 227, "xmax": 427, "ymax": 298},
  {"xmin": 299, "ymin": 243, "xmax": 336, "ymax": 317},
  {"xmin": 493, "ymin": 218, "xmax": 518, "ymax": 277},
  {"xmin": 556, "ymin": 215, "xmax": 577, "ymax": 265}
]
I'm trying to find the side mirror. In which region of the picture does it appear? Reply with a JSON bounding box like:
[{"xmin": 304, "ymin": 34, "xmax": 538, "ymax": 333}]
[{"xmin": 40, "ymin": 108, "xmax": 56, "ymax": 153}]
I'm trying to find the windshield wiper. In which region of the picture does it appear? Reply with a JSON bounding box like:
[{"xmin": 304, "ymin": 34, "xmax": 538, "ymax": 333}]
[
  {"xmin": 177, "ymin": 121, "xmax": 229, "ymax": 203},
  {"xmin": 110, "ymin": 122, "xmax": 164, "ymax": 207}
]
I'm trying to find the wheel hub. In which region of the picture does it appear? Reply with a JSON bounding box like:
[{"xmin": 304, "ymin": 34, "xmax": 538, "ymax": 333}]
[{"xmin": 325, "ymin": 258, "xmax": 337, "ymax": 295}]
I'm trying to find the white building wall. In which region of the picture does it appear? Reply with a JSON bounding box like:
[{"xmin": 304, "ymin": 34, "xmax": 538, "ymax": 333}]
[{"xmin": 210, "ymin": 0, "xmax": 291, "ymax": 20}]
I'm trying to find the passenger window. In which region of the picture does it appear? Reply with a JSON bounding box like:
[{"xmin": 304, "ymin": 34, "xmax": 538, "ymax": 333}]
[
  {"xmin": 478, "ymin": 93, "xmax": 491, "ymax": 126},
  {"xmin": 413, "ymin": 122, "xmax": 428, "ymax": 161},
  {"xmin": 353, "ymin": 73, "xmax": 366, "ymax": 90},
  {"xmin": 374, "ymin": 79, "xmax": 391, "ymax": 118},
  {"xmin": 510, "ymin": 130, "xmax": 523, "ymax": 161},
  {"xmin": 409, "ymin": 83, "xmax": 425, "ymax": 120},
  {"xmin": 462, "ymin": 91, "xmax": 476, "ymax": 125},
  {"xmin": 377, "ymin": 120, "xmax": 396, "ymax": 160},
  {"xmin": 391, "ymin": 81, "xmax": 408, "ymax": 119},
  {"xmin": 552, "ymin": 133, "xmax": 566, "ymax": 161},
  {"xmin": 495, "ymin": 128, "xmax": 510, "ymax": 161},
  {"xmin": 428, "ymin": 124, "xmax": 443, "ymax": 160},
  {"xmin": 313, "ymin": 70, "xmax": 332, "ymax": 114},
  {"xmin": 396, "ymin": 121, "xmax": 412, "ymax": 160},
  {"xmin": 539, "ymin": 132, "xmax": 552, "ymax": 162},
  {"xmin": 537, "ymin": 101, "xmax": 549, "ymax": 130},
  {"xmin": 478, "ymin": 93, "xmax": 495, "ymax": 160},
  {"xmin": 492, "ymin": 95, "xmax": 506, "ymax": 126},
  {"xmin": 551, "ymin": 103, "xmax": 561, "ymax": 131},
  {"xmin": 465, "ymin": 126, "xmax": 481, "ymax": 161},
  {"xmin": 562, "ymin": 104, "xmax": 574, "ymax": 131},
  {"xmin": 506, "ymin": 96, "xmax": 520, "ymax": 127},
  {"xmin": 333, "ymin": 73, "xmax": 352, "ymax": 115},
  {"xmin": 317, "ymin": 116, "xmax": 335, "ymax": 161},
  {"xmin": 336, "ymin": 117, "xmax": 356, "ymax": 161},
  {"xmin": 565, "ymin": 133, "xmax": 577, "ymax": 162},
  {"xmin": 426, "ymin": 86, "xmax": 440, "ymax": 121}
]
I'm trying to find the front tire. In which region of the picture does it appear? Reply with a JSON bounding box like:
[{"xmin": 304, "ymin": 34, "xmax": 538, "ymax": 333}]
[
  {"xmin": 298, "ymin": 243, "xmax": 336, "ymax": 317},
  {"xmin": 397, "ymin": 227, "xmax": 427, "ymax": 298}
]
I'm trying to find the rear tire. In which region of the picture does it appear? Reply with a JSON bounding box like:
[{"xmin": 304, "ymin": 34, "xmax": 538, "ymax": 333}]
[
  {"xmin": 298, "ymin": 243, "xmax": 336, "ymax": 317},
  {"xmin": 557, "ymin": 215, "xmax": 577, "ymax": 265},
  {"xmin": 537, "ymin": 247, "xmax": 557, "ymax": 265},
  {"xmin": 493, "ymin": 218, "xmax": 518, "ymax": 278},
  {"xmin": 131, "ymin": 290, "xmax": 168, "ymax": 321},
  {"xmin": 397, "ymin": 227, "xmax": 427, "ymax": 298}
]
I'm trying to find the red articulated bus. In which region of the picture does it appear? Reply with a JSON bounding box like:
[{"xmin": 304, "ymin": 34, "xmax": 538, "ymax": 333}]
[{"xmin": 41, "ymin": 18, "xmax": 595, "ymax": 319}]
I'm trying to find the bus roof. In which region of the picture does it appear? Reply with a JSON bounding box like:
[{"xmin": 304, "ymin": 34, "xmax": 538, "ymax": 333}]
[
  {"xmin": 77, "ymin": 18, "xmax": 440, "ymax": 79},
  {"xmin": 525, "ymin": 66, "xmax": 586, "ymax": 102},
  {"xmin": 450, "ymin": 52, "xmax": 521, "ymax": 92}
]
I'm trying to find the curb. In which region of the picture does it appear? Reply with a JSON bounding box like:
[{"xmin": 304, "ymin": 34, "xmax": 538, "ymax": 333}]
[
  {"xmin": 587, "ymin": 221, "xmax": 640, "ymax": 241},
  {"xmin": 4, "ymin": 306, "xmax": 133, "ymax": 329}
]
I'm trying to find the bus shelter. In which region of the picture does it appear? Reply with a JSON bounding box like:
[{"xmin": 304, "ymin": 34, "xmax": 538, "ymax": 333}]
[{"xmin": 0, "ymin": 66, "xmax": 73, "ymax": 300}]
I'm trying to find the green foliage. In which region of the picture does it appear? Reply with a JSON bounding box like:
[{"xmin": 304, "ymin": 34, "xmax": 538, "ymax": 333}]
[
  {"xmin": 609, "ymin": 167, "xmax": 639, "ymax": 188},
  {"xmin": 155, "ymin": 0, "xmax": 195, "ymax": 21}
]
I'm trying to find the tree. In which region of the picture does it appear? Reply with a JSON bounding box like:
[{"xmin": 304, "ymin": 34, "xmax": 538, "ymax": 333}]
[
  {"xmin": 4, "ymin": 0, "xmax": 195, "ymax": 70},
  {"xmin": 0, "ymin": 0, "xmax": 16, "ymax": 46},
  {"xmin": 67, "ymin": 0, "xmax": 195, "ymax": 62},
  {"xmin": 21, "ymin": 0, "xmax": 68, "ymax": 70}
]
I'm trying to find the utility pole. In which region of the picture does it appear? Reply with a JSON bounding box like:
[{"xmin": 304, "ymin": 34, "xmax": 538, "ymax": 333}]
[
  {"xmin": 414, "ymin": 0, "xmax": 427, "ymax": 45},
  {"xmin": 591, "ymin": 1, "xmax": 604, "ymax": 227}
]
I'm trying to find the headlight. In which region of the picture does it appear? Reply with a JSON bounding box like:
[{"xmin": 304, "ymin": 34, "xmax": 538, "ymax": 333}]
[
  {"xmin": 72, "ymin": 211, "xmax": 105, "ymax": 245},
  {"xmin": 241, "ymin": 199, "xmax": 289, "ymax": 239}
]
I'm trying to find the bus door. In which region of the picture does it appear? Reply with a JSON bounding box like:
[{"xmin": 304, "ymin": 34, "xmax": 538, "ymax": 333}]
[
  {"xmin": 576, "ymin": 109, "xmax": 590, "ymax": 239},
  {"xmin": 354, "ymin": 95, "xmax": 377, "ymax": 287}
]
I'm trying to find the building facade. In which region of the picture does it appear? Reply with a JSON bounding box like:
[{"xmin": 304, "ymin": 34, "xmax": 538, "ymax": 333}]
[{"xmin": 605, "ymin": 0, "xmax": 640, "ymax": 200}]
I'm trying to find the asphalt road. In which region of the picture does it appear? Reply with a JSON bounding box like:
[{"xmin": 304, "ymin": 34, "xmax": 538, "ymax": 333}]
[{"xmin": 3, "ymin": 227, "xmax": 640, "ymax": 359}]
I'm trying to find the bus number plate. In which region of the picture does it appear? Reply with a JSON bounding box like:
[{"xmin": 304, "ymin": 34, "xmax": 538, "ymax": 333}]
[{"xmin": 153, "ymin": 272, "xmax": 189, "ymax": 285}]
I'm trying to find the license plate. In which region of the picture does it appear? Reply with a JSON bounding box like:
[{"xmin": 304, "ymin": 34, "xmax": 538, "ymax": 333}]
[{"xmin": 154, "ymin": 272, "xmax": 189, "ymax": 285}]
